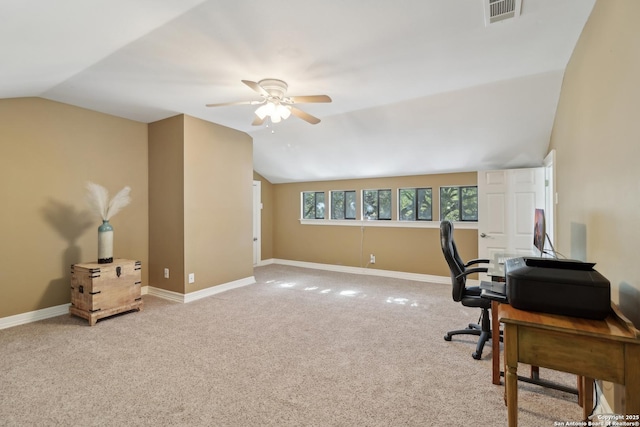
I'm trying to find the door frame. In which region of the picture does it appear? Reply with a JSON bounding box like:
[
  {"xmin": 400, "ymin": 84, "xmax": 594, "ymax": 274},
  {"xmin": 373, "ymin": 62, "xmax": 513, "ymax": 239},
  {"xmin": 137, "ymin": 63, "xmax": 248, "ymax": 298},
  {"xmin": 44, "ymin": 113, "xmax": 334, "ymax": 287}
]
[
  {"xmin": 252, "ymin": 180, "xmax": 262, "ymax": 266},
  {"xmin": 543, "ymin": 150, "xmax": 556, "ymax": 251}
]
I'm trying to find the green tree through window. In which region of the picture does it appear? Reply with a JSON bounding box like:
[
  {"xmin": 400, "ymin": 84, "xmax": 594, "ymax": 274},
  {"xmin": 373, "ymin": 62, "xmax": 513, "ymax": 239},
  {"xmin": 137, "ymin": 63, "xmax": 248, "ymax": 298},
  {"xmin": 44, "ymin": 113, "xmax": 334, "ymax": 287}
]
[
  {"xmin": 440, "ymin": 186, "xmax": 477, "ymax": 221},
  {"xmin": 399, "ymin": 188, "xmax": 432, "ymax": 221},
  {"xmin": 363, "ymin": 189, "xmax": 391, "ymax": 220},
  {"xmin": 331, "ymin": 190, "xmax": 356, "ymax": 219},
  {"xmin": 302, "ymin": 191, "xmax": 325, "ymax": 219}
]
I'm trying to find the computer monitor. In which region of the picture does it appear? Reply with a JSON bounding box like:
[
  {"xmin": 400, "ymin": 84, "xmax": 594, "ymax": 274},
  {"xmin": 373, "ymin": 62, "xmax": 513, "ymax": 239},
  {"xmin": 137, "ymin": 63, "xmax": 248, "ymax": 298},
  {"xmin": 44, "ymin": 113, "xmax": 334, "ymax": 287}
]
[{"xmin": 533, "ymin": 208, "xmax": 546, "ymax": 256}]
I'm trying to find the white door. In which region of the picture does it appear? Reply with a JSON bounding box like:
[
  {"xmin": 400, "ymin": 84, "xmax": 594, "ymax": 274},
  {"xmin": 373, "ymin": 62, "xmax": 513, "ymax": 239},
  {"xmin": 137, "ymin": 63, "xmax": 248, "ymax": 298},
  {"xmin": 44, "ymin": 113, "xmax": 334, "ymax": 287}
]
[
  {"xmin": 477, "ymin": 168, "xmax": 545, "ymax": 279},
  {"xmin": 252, "ymin": 180, "xmax": 261, "ymax": 266}
]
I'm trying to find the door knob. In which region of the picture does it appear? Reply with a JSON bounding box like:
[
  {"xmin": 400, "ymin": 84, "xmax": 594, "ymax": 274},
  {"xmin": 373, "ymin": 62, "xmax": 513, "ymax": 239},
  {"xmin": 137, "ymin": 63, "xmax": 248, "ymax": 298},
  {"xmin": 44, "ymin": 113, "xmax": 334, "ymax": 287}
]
[{"xmin": 480, "ymin": 233, "xmax": 487, "ymax": 238}]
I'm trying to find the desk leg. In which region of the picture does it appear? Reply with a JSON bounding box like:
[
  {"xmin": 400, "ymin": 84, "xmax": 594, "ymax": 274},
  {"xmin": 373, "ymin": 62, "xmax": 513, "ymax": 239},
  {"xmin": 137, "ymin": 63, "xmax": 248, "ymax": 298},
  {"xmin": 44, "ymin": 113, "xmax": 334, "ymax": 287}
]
[
  {"xmin": 505, "ymin": 323, "xmax": 518, "ymax": 427},
  {"xmin": 580, "ymin": 377, "xmax": 594, "ymax": 420},
  {"xmin": 577, "ymin": 376, "xmax": 583, "ymax": 408},
  {"xmin": 492, "ymin": 300, "xmax": 501, "ymax": 385},
  {"xmin": 625, "ymin": 345, "xmax": 640, "ymax": 416}
]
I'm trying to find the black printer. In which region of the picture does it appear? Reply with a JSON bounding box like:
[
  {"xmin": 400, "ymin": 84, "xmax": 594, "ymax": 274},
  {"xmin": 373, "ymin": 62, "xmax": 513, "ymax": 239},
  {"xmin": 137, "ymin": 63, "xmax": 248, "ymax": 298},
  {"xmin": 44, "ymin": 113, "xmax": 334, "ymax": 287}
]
[{"xmin": 505, "ymin": 257, "xmax": 611, "ymax": 320}]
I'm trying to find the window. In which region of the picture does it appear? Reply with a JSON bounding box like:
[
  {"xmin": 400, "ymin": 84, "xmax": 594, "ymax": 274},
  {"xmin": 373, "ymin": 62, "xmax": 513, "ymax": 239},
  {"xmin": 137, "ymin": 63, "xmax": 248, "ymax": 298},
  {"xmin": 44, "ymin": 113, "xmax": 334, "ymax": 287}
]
[
  {"xmin": 302, "ymin": 191, "xmax": 325, "ymax": 219},
  {"xmin": 399, "ymin": 188, "xmax": 432, "ymax": 221},
  {"xmin": 331, "ymin": 190, "xmax": 357, "ymax": 219},
  {"xmin": 440, "ymin": 186, "xmax": 478, "ymax": 221},
  {"xmin": 363, "ymin": 189, "xmax": 391, "ymax": 220}
]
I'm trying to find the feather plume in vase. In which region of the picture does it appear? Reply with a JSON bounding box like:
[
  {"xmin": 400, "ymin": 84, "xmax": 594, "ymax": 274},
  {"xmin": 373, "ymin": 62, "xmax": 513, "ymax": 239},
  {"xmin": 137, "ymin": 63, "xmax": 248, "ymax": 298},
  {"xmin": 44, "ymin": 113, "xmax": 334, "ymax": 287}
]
[
  {"xmin": 85, "ymin": 182, "xmax": 131, "ymax": 220},
  {"xmin": 86, "ymin": 182, "xmax": 132, "ymax": 264}
]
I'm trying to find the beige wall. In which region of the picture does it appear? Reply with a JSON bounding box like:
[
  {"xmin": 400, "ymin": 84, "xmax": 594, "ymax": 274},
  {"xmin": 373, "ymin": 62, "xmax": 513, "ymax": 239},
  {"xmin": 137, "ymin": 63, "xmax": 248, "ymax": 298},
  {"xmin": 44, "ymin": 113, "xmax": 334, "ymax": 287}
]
[
  {"xmin": 148, "ymin": 114, "xmax": 254, "ymax": 294},
  {"xmin": 0, "ymin": 98, "xmax": 148, "ymax": 318},
  {"xmin": 271, "ymin": 172, "xmax": 478, "ymax": 276},
  {"xmin": 549, "ymin": 0, "xmax": 640, "ymax": 411},
  {"xmin": 148, "ymin": 115, "xmax": 185, "ymax": 293},
  {"xmin": 0, "ymin": 97, "xmax": 254, "ymax": 319},
  {"xmin": 183, "ymin": 115, "xmax": 254, "ymax": 291},
  {"xmin": 550, "ymin": 0, "xmax": 640, "ymax": 324}
]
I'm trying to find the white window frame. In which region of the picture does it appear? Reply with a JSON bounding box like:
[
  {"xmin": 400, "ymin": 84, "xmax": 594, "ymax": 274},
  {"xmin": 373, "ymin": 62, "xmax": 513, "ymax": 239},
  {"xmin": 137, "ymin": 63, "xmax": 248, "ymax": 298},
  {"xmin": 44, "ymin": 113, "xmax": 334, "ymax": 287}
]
[
  {"xmin": 398, "ymin": 187, "xmax": 433, "ymax": 221},
  {"xmin": 329, "ymin": 190, "xmax": 358, "ymax": 220},
  {"xmin": 362, "ymin": 188, "xmax": 392, "ymax": 220},
  {"xmin": 300, "ymin": 191, "xmax": 326, "ymax": 220}
]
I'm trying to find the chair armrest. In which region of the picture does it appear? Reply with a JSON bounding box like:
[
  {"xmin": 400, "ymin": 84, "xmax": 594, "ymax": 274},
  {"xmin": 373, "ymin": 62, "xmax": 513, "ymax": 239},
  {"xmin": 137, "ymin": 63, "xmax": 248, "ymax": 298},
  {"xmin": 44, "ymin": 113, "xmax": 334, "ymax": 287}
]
[
  {"xmin": 464, "ymin": 258, "xmax": 490, "ymax": 267},
  {"xmin": 455, "ymin": 266, "xmax": 489, "ymax": 280}
]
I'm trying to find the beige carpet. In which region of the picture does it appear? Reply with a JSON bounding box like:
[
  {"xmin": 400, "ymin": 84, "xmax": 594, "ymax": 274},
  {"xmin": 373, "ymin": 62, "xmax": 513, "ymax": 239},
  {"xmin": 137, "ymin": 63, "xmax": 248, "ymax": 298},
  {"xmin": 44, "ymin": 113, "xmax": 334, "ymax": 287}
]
[{"xmin": 0, "ymin": 264, "xmax": 584, "ymax": 426}]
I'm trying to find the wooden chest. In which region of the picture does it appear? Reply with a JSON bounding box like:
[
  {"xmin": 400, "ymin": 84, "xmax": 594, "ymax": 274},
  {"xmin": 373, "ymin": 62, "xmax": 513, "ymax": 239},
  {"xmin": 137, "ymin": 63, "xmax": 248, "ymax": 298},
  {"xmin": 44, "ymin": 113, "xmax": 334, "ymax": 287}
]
[{"xmin": 69, "ymin": 259, "xmax": 143, "ymax": 326}]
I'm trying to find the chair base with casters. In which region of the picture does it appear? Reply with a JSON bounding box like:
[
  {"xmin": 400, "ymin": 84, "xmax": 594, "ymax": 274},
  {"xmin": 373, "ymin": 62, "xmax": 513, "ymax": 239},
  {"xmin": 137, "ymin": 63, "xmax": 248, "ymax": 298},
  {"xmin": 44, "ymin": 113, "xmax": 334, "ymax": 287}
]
[{"xmin": 444, "ymin": 304, "xmax": 495, "ymax": 360}]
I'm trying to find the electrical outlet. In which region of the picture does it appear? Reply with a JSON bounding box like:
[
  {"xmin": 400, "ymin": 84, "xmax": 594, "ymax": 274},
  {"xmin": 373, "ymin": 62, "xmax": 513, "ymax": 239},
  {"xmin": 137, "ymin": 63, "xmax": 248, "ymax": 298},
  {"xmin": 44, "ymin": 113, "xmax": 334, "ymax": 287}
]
[
  {"xmin": 164, "ymin": 268, "xmax": 169, "ymax": 279},
  {"xmin": 370, "ymin": 254, "xmax": 376, "ymax": 264},
  {"xmin": 188, "ymin": 273, "xmax": 195, "ymax": 284}
]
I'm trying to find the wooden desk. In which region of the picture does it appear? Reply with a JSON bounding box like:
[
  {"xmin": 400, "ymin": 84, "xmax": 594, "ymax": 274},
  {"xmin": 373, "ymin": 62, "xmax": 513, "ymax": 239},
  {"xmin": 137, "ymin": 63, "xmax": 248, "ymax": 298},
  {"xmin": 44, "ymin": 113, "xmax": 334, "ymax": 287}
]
[
  {"xmin": 499, "ymin": 304, "xmax": 640, "ymax": 427},
  {"xmin": 486, "ymin": 257, "xmax": 540, "ymax": 387},
  {"xmin": 486, "ymin": 255, "xmax": 581, "ymax": 395}
]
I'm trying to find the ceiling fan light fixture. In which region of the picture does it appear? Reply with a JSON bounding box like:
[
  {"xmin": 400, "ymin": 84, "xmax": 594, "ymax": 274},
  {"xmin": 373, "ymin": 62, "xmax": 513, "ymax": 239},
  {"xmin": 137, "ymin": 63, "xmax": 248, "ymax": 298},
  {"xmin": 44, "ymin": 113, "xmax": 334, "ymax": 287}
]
[
  {"xmin": 255, "ymin": 102, "xmax": 273, "ymax": 120},
  {"xmin": 255, "ymin": 101, "xmax": 291, "ymax": 123},
  {"xmin": 277, "ymin": 104, "xmax": 291, "ymax": 120}
]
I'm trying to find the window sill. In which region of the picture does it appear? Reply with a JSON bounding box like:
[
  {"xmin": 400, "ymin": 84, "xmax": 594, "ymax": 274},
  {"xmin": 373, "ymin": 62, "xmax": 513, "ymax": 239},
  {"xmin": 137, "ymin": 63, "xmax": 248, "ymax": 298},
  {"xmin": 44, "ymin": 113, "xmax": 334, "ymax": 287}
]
[{"xmin": 299, "ymin": 219, "xmax": 478, "ymax": 229}]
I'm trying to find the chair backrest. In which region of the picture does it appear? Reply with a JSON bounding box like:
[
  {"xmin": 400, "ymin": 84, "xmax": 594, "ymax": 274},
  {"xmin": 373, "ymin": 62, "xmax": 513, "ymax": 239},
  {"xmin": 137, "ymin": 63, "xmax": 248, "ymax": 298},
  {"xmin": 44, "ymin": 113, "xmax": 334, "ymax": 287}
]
[{"xmin": 440, "ymin": 220, "xmax": 467, "ymax": 302}]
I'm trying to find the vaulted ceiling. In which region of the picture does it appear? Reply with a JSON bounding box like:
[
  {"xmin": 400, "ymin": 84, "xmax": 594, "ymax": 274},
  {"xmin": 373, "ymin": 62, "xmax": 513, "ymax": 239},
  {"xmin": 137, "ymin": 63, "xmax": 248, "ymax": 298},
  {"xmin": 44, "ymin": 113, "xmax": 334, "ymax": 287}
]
[{"xmin": 1, "ymin": 0, "xmax": 595, "ymax": 183}]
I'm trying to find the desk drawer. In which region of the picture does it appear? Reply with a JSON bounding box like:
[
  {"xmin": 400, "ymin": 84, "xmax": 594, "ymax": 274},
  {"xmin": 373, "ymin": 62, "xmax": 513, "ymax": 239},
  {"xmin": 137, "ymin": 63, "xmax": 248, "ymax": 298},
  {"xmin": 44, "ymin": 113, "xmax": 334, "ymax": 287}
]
[{"xmin": 518, "ymin": 327, "xmax": 624, "ymax": 383}]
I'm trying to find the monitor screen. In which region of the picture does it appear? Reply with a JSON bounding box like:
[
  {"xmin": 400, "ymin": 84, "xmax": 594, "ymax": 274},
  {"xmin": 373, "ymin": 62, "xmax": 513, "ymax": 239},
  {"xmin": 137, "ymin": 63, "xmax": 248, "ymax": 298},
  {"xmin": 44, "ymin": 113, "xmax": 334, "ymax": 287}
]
[{"xmin": 533, "ymin": 208, "xmax": 546, "ymax": 256}]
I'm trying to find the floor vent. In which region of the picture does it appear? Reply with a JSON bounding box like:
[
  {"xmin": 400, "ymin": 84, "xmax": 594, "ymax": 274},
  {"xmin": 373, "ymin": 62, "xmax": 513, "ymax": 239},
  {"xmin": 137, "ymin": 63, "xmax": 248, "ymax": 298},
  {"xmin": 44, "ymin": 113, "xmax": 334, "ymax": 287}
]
[{"xmin": 485, "ymin": 0, "xmax": 522, "ymax": 25}]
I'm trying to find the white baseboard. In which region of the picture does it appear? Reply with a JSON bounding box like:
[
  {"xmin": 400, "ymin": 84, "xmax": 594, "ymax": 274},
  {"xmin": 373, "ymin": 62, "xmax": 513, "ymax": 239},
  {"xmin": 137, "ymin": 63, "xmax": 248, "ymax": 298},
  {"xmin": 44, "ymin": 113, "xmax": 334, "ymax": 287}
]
[
  {"xmin": 147, "ymin": 275, "xmax": 257, "ymax": 304},
  {"xmin": 0, "ymin": 303, "xmax": 71, "ymax": 330},
  {"xmin": 260, "ymin": 258, "xmax": 453, "ymax": 285},
  {"xmin": 1, "ymin": 260, "xmax": 451, "ymax": 329},
  {"xmin": 0, "ymin": 276, "xmax": 256, "ymax": 329},
  {"xmin": 146, "ymin": 286, "xmax": 186, "ymax": 303},
  {"xmin": 184, "ymin": 276, "xmax": 256, "ymax": 303}
]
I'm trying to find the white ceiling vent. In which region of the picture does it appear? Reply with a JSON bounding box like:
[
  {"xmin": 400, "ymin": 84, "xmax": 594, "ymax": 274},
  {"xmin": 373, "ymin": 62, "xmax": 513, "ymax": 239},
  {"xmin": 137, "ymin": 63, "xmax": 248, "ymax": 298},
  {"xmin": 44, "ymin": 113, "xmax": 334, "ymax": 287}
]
[{"xmin": 485, "ymin": 0, "xmax": 522, "ymax": 25}]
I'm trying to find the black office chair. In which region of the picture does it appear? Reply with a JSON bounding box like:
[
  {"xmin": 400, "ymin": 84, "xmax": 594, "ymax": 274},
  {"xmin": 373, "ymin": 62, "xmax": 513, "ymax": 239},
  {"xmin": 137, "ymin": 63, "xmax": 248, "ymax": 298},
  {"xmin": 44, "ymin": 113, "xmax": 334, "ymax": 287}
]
[{"xmin": 440, "ymin": 220, "xmax": 493, "ymax": 360}]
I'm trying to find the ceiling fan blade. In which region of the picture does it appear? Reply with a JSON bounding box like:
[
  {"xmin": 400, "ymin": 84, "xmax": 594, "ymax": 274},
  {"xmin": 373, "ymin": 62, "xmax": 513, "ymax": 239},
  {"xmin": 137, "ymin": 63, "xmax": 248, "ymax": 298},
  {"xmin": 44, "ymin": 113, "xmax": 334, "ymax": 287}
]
[
  {"xmin": 242, "ymin": 80, "xmax": 270, "ymax": 97},
  {"xmin": 205, "ymin": 99, "xmax": 265, "ymax": 108},
  {"xmin": 288, "ymin": 95, "xmax": 332, "ymax": 104},
  {"xmin": 205, "ymin": 101, "xmax": 251, "ymax": 107},
  {"xmin": 290, "ymin": 106, "xmax": 321, "ymax": 125},
  {"xmin": 252, "ymin": 115, "xmax": 266, "ymax": 126}
]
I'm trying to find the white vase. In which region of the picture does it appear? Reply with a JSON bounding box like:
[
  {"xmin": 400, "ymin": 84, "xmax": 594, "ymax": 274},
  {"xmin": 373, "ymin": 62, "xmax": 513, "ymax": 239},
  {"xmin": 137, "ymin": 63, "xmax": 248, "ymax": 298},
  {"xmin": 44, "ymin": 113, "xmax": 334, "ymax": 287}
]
[{"xmin": 98, "ymin": 220, "xmax": 114, "ymax": 264}]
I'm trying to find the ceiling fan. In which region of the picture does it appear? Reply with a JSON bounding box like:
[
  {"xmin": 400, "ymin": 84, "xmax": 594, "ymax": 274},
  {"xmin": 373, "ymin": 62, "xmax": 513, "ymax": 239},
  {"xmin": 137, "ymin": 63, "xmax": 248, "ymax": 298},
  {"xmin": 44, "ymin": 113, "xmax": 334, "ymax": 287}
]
[{"xmin": 206, "ymin": 79, "xmax": 331, "ymax": 125}]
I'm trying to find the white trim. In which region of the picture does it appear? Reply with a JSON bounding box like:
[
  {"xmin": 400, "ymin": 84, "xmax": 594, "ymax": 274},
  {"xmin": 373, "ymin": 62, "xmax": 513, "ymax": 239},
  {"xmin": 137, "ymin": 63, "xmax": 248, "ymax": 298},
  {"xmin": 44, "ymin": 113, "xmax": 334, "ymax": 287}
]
[
  {"xmin": 543, "ymin": 149, "xmax": 556, "ymax": 249},
  {"xmin": 300, "ymin": 219, "xmax": 478, "ymax": 229},
  {"xmin": 266, "ymin": 258, "xmax": 459, "ymax": 285},
  {"xmin": 147, "ymin": 276, "xmax": 257, "ymax": 304},
  {"xmin": 184, "ymin": 276, "xmax": 256, "ymax": 303},
  {"xmin": 253, "ymin": 180, "xmax": 262, "ymax": 266},
  {"xmin": 0, "ymin": 263, "xmax": 462, "ymax": 330},
  {"xmin": 146, "ymin": 286, "xmax": 185, "ymax": 303},
  {"xmin": 0, "ymin": 303, "xmax": 71, "ymax": 330},
  {"xmin": 0, "ymin": 276, "xmax": 259, "ymax": 329},
  {"xmin": 255, "ymin": 258, "xmax": 276, "ymax": 267}
]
